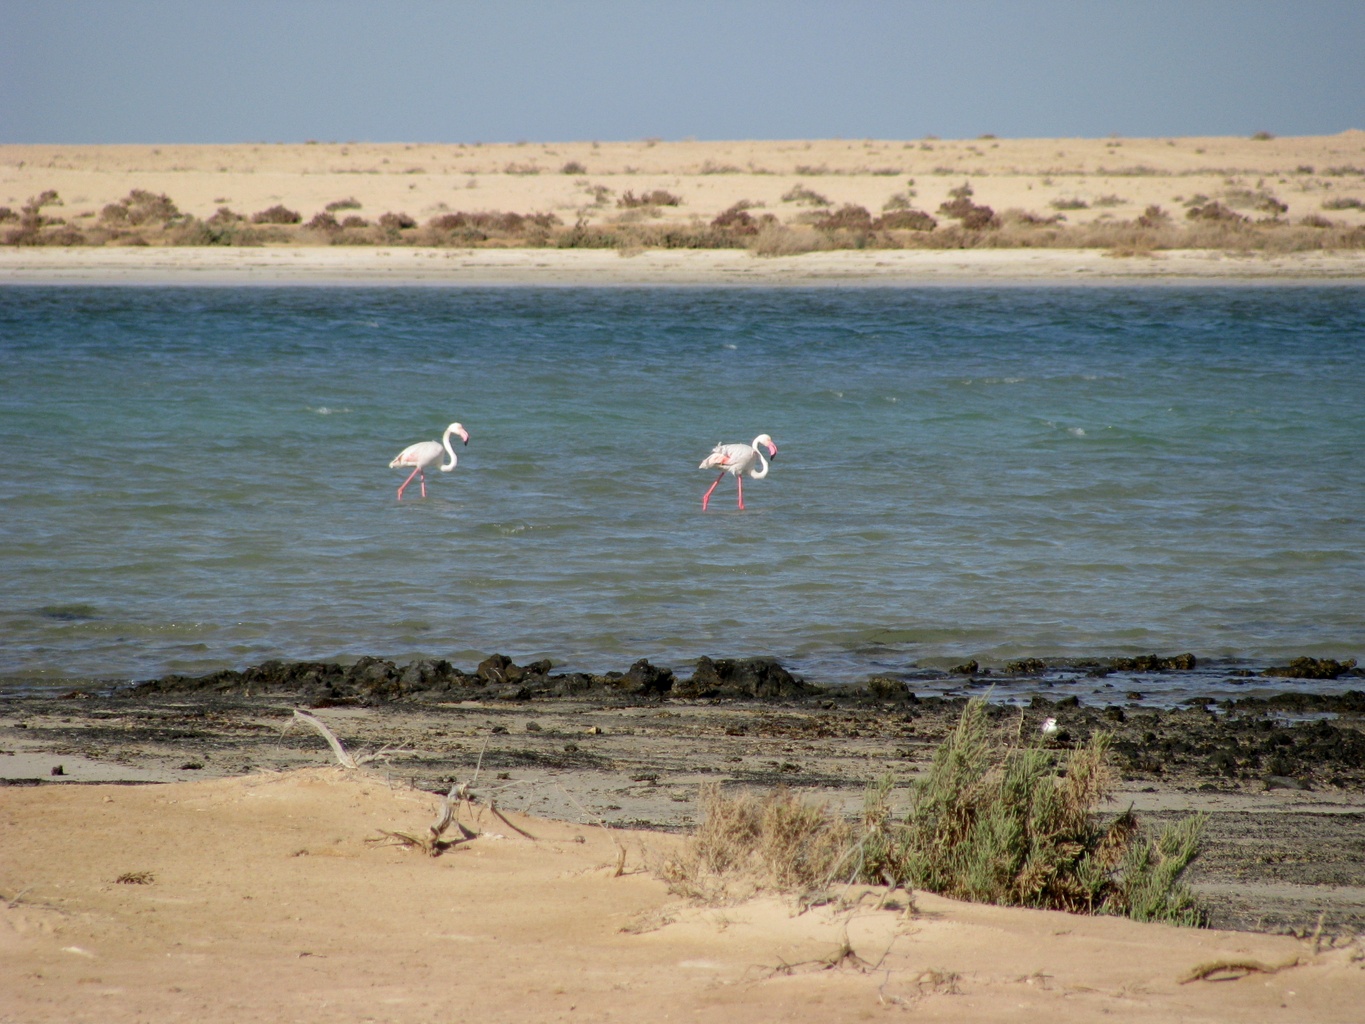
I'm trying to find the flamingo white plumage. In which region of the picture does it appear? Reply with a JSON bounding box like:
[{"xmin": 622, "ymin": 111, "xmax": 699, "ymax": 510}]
[
  {"xmin": 389, "ymin": 422, "xmax": 469, "ymax": 500},
  {"xmin": 698, "ymin": 433, "xmax": 777, "ymax": 511}
]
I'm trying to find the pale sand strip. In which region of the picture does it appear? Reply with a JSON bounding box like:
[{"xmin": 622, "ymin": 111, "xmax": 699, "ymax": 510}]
[{"xmin": 3, "ymin": 246, "xmax": 1364, "ymax": 286}]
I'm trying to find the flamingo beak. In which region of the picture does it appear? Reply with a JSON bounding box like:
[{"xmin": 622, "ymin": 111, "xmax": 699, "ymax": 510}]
[{"xmin": 766, "ymin": 442, "xmax": 778, "ymax": 459}]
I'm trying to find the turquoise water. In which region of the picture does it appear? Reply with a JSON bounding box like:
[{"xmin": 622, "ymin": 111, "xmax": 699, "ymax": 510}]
[{"xmin": 1, "ymin": 285, "xmax": 1362, "ymax": 693}]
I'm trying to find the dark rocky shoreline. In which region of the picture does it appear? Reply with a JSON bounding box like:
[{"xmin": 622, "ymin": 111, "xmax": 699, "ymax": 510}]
[{"xmin": 102, "ymin": 652, "xmax": 1365, "ymax": 790}]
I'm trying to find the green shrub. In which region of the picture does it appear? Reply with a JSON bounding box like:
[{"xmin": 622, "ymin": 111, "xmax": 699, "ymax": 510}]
[{"xmin": 664, "ymin": 700, "xmax": 1208, "ymax": 926}]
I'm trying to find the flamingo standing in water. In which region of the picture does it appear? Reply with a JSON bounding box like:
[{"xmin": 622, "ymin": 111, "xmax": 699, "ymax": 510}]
[
  {"xmin": 698, "ymin": 433, "xmax": 777, "ymax": 510},
  {"xmin": 389, "ymin": 422, "xmax": 469, "ymax": 500}
]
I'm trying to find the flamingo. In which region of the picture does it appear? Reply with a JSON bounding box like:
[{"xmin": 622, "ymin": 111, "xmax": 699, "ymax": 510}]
[
  {"xmin": 389, "ymin": 422, "xmax": 469, "ymax": 500},
  {"xmin": 698, "ymin": 433, "xmax": 777, "ymax": 510}
]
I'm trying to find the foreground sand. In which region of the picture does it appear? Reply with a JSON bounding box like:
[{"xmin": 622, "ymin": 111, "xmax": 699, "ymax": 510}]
[{"xmin": 3, "ymin": 767, "xmax": 1362, "ymax": 1024}]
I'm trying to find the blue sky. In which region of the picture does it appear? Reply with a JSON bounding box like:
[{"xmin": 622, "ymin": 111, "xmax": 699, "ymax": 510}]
[{"xmin": 3, "ymin": 1, "xmax": 1362, "ymax": 143}]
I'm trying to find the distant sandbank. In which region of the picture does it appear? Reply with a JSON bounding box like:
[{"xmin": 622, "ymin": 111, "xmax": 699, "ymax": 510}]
[{"xmin": 4, "ymin": 246, "xmax": 1364, "ymax": 286}]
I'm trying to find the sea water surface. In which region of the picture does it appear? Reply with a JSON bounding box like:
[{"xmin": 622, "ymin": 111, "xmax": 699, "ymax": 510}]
[{"xmin": 1, "ymin": 285, "xmax": 1362, "ymax": 701}]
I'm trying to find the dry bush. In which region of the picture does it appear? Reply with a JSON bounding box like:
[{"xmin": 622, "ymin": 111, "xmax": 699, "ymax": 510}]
[
  {"xmin": 100, "ymin": 189, "xmax": 180, "ymax": 226},
  {"xmin": 1186, "ymin": 201, "xmax": 1246, "ymax": 224},
  {"xmin": 325, "ymin": 197, "xmax": 362, "ymax": 211},
  {"xmin": 781, "ymin": 184, "xmax": 832, "ymax": 207},
  {"xmin": 1092, "ymin": 194, "xmax": 1127, "ymax": 208},
  {"xmin": 4, "ymin": 190, "xmax": 83, "ymax": 245},
  {"xmin": 378, "ymin": 212, "xmax": 417, "ymax": 230},
  {"xmin": 559, "ymin": 161, "xmax": 587, "ymax": 175},
  {"xmin": 1050, "ymin": 197, "xmax": 1089, "ymax": 210},
  {"xmin": 747, "ymin": 223, "xmax": 831, "ymax": 256},
  {"xmin": 1322, "ymin": 197, "xmax": 1364, "ymax": 210},
  {"xmin": 711, "ymin": 202, "xmax": 768, "ymax": 235},
  {"xmin": 1136, "ymin": 204, "xmax": 1171, "ymax": 228},
  {"xmin": 617, "ymin": 189, "xmax": 682, "ymax": 209},
  {"xmin": 305, "ymin": 211, "xmax": 341, "ymax": 233},
  {"xmin": 1224, "ymin": 188, "xmax": 1288, "ymax": 215},
  {"xmin": 251, "ymin": 204, "xmax": 301, "ymax": 225},
  {"xmin": 872, "ymin": 209, "xmax": 937, "ymax": 231},
  {"xmin": 938, "ymin": 191, "xmax": 998, "ymax": 230},
  {"xmin": 814, "ymin": 204, "xmax": 874, "ymax": 231},
  {"xmin": 660, "ymin": 784, "xmax": 856, "ymax": 900}
]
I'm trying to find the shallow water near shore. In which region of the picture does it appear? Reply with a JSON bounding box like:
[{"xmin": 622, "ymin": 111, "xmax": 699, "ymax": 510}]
[{"xmin": 1, "ymin": 284, "xmax": 1362, "ymax": 699}]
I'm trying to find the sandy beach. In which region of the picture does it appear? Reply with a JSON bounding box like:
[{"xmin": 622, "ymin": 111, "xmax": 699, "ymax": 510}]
[
  {"xmin": 3, "ymin": 244, "xmax": 1365, "ymax": 287},
  {"xmin": 3, "ymin": 134, "xmax": 1364, "ymax": 285}
]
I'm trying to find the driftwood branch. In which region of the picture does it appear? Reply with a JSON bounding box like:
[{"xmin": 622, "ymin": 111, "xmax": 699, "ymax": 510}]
[
  {"xmin": 289, "ymin": 709, "xmax": 358, "ymax": 768},
  {"xmin": 1178, "ymin": 957, "xmax": 1300, "ymax": 984}
]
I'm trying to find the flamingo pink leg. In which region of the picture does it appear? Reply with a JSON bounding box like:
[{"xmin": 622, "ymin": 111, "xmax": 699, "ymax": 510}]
[
  {"xmin": 397, "ymin": 466, "xmax": 422, "ymax": 500},
  {"xmin": 737, "ymin": 475, "xmax": 744, "ymax": 510},
  {"xmin": 702, "ymin": 473, "xmax": 725, "ymax": 511}
]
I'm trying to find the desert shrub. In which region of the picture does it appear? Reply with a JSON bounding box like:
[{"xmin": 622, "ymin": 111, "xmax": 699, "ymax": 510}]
[
  {"xmin": 814, "ymin": 204, "xmax": 873, "ymax": 231},
  {"xmin": 1186, "ymin": 201, "xmax": 1245, "ymax": 223},
  {"xmin": 748, "ymin": 223, "xmax": 829, "ymax": 256},
  {"xmin": 3, "ymin": 190, "xmax": 66, "ymax": 244},
  {"xmin": 324, "ymin": 197, "xmax": 362, "ymax": 211},
  {"xmin": 1050, "ymin": 197, "xmax": 1089, "ymax": 210},
  {"xmin": 340, "ymin": 215, "xmax": 370, "ymax": 228},
  {"xmin": 378, "ymin": 211, "xmax": 417, "ymax": 229},
  {"xmin": 938, "ymin": 196, "xmax": 998, "ymax": 230},
  {"xmin": 1251, "ymin": 130, "xmax": 1275, "ymax": 140},
  {"xmin": 699, "ymin": 160, "xmax": 742, "ymax": 174},
  {"xmin": 663, "ymin": 700, "xmax": 1208, "ymax": 925},
  {"xmin": 1136, "ymin": 204, "xmax": 1171, "ymax": 228},
  {"xmin": 427, "ymin": 211, "xmax": 560, "ymax": 237},
  {"xmin": 781, "ymin": 184, "xmax": 832, "ymax": 207},
  {"xmin": 555, "ymin": 218, "xmax": 621, "ymax": 249},
  {"xmin": 305, "ymin": 211, "xmax": 341, "ymax": 232},
  {"xmin": 207, "ymin": 206, "xmax": 244, "ymax": 224},
  {"xmin": 616, "ymin": 189, "xmax": 682, "ymax": 208},
  {"xmin": 0, "ymin": 206, "xmax": 16, "ymax": 222},
  {"xmin": 1001, "ymin": 209, "xmax": 1064, "ymax": 227},
  {"xmin": 101, "ymin": 189, "xmax": 180, "ymax": 226},
  {"xmin": 166, "ymin": 217, "xmax": 264, "ymax": 246},
  {"xmin": 1224, "ymin": 188, "xmax": 1288, "ymax": 215},
  {"xmin": 1092, "ymin": 194, "xmax": 1127, "ymax": 208},
  {"xmin": 1322, "ymin": 196, "xmax": 1364, "ymax": 210},
  {"xmin": 1300, "ymin": 214, "xmax": 1336, "ymax": 229},
  {"xmin": 711, "ymin": 202, "xmax": 761, "ymax": 234},
  {"xmin": 251, "ymin": 204, "xmax": 301, "ymax": 225},
  {"xmin": 560, "ymin": 161, "xmax": 587, "ymax": 174},
  {"xmin": 872, "ymin": 209, "xmax": 937, "ymax": 231}
]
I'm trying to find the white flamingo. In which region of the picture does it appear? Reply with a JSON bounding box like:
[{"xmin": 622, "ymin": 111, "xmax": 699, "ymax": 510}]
[
  {"xmin": 698, "ymin": 433, "xmax": 777, "ymax": 511},
  {"xmin": 389, "ymin": 422, "xmax": 469, "ymax": 500}
]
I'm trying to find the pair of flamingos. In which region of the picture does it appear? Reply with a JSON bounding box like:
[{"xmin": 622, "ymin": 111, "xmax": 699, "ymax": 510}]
[{"xmin": 389, "ymin": 423, "xmax": 777, "ymax": 510}]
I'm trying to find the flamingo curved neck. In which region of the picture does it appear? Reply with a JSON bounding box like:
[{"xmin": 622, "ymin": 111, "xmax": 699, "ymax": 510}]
[
  {"xmin": 749, "ymin": 440, "xmax": 770, "ymax": 479},
  {"xmin": 440, "ymin": 430, "xmax": 459, "ymax": 472}
]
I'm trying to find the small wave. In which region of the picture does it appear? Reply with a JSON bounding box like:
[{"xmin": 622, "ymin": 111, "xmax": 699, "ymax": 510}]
[{"xmin": 308, "ymin": 406, "xmax": 351, "ymax": 415}]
